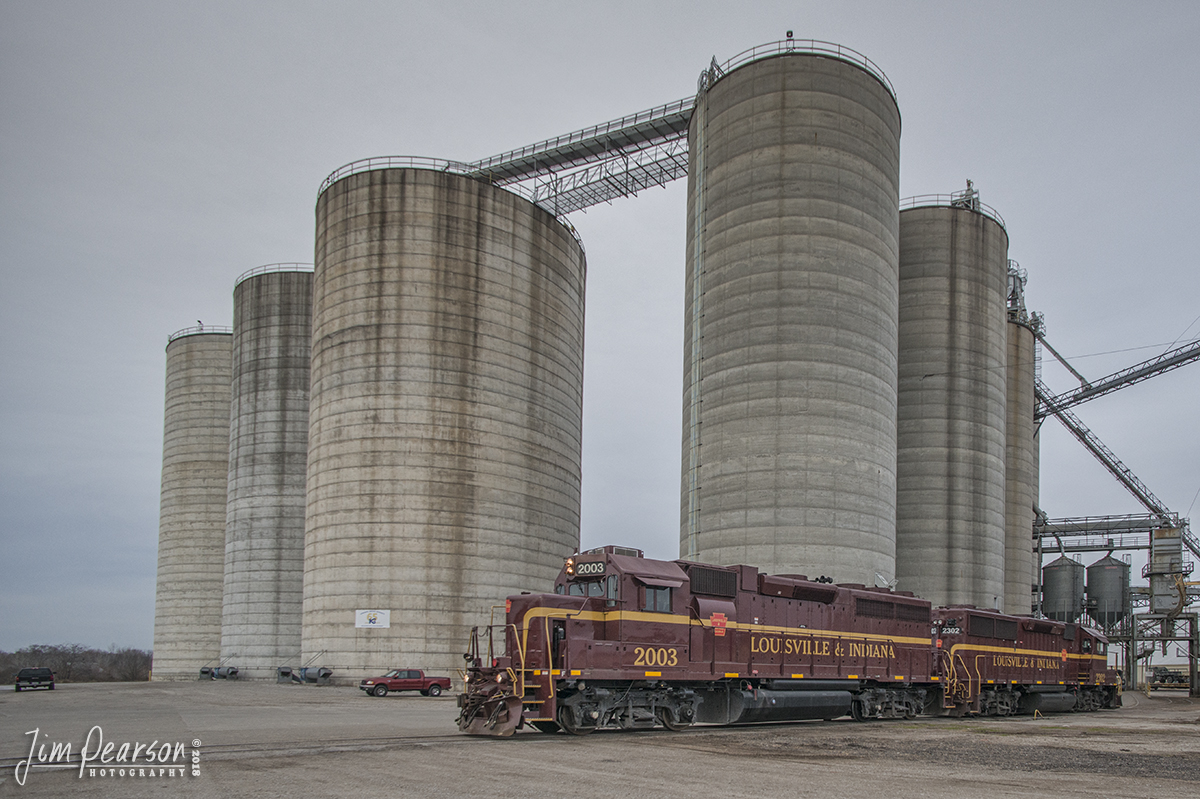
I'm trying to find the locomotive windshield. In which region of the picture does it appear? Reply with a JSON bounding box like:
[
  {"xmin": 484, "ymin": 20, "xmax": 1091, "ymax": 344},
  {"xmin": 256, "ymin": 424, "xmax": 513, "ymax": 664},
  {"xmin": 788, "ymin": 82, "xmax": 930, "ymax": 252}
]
[{"xmin": 557, "ymin": 575, "xmax": 619, "ymax": 604}]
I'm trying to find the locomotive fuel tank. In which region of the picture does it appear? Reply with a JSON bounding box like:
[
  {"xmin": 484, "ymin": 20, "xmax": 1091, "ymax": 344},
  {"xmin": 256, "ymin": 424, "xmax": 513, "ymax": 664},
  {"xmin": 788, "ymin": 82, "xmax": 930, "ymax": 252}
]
[{"xmin": 695, "ymin": 685, "xmax": 853, "ymax": 724}]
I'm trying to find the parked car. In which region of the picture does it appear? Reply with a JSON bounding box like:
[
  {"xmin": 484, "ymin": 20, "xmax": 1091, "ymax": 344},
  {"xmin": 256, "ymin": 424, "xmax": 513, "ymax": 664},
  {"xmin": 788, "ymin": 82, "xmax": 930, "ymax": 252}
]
[
  {"xmin": 359, "ymin": 669, "xmax": 451, "ymax": 697},
  {"xmin": 15, "ymin": 668, "xmax": 55, "ymax": 692}
]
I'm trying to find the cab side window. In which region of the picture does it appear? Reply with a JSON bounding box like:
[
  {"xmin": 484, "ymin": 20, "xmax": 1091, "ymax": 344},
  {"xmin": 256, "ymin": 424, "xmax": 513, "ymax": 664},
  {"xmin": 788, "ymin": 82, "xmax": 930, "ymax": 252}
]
[{"xmin": 644, "ymin": 586, "xmax": 671, "ymax": 613}]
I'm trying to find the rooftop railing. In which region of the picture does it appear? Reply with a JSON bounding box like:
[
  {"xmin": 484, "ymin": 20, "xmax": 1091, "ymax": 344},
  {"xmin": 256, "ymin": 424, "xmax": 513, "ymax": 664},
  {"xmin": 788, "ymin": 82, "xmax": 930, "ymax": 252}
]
[
  {"xmin": 234, "ymin": 262, "xmax": 313, "ymax": 287},
  {"xmin": 167, "ymin": 325, "xmax": 232, "ymax": 344},
  {"xmin": 316, "ymin": 156, "xmax": 583, "ymax": 251},
  {"xmin": 900, "ymin": 194, "xmax": 1006, "ymax": 231},
  {"xmin": 701, "ymin": 38, "xmax": 896, "ymax": 102}
]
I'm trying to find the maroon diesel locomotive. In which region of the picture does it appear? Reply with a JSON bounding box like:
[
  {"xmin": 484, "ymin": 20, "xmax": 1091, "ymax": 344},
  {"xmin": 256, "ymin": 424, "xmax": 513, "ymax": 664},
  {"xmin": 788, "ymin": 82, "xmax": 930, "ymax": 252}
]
[{"xmin": 456, "ymin": 546, "xmax": 1120, "ymax": 736}]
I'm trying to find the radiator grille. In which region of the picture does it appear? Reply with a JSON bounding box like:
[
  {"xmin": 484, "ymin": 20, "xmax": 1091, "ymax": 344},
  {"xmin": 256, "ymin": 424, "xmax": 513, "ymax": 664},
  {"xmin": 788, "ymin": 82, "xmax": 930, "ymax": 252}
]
[
  {"xmin": 895, "ymin": 602, "xmax": 930, "ymax": 623},
  {"xmin": 856, "ymin": 598, "xmax": 895, "ymax": 619},
  {"xmin": 969, "ymin": 615, "xmax": 994, "ymax": 637},
  {"xmin": 689, "ymin": 566, "xmax": 738, "ymax": 597}
]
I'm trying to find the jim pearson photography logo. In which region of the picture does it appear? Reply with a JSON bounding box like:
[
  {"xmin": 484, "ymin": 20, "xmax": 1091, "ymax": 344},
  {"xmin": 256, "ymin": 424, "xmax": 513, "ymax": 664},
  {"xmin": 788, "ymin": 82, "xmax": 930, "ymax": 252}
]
[{"xmin": 15, "ymin": 727, "xmax": 200, "ymax": 786}]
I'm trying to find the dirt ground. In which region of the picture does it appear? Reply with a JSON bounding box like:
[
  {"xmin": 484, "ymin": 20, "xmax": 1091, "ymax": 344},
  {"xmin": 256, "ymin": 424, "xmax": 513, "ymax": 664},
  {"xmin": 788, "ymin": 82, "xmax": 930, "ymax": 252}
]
[{"xmin": 1, "ymin": 681, "xmax": 1196, "ymax": 798}]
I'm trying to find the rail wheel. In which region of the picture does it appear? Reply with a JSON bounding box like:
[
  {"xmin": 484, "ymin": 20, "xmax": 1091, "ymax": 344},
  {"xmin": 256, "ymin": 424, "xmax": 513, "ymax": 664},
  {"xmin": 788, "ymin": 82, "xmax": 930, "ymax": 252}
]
[
  {"xmin": 557, "ymin": 705, "xmax": 595, "ymax": 736},
  {"xmin": 372, "ymin": 685, "xmax": 388, "ymax": 697},
  {"xmin": 850, "ymin": 700, "xmax": 868, "ymax": 722},
  {"xmin": 657, "ymin": 708, "xmax": 691, "ymax": 731}
]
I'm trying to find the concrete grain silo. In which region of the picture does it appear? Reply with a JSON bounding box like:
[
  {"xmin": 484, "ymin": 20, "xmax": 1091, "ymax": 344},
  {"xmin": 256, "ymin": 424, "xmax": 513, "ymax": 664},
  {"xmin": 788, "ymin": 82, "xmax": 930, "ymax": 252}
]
[
  {"xmin": 681, "ymin": 41, "xmax": 902, "ymax": 584},
  {"xmin": 1004, "ymin": 264, "xmax": 1037, "ymax": 615},
  {"xmin": 153, "ymin": 328, "xmax": 232, "ymax": 680},
  {"xmin": 305, "ymin": 162, "xmax": 586, "ymax": 678},
  {"xmin": 221, "ymin": 266, "xmax": 313, "ymax": 679},
  {"xmin": 894, "ymin": 193, "xmax": 1008, "ymax": 609}
]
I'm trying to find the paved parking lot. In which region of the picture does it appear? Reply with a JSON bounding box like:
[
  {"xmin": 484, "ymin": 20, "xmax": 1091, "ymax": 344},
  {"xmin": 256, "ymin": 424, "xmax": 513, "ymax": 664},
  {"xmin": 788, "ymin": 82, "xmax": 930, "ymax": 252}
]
[{"xmin": 1, "ymin": 681, "xmax": 1196, "ymax": 798}]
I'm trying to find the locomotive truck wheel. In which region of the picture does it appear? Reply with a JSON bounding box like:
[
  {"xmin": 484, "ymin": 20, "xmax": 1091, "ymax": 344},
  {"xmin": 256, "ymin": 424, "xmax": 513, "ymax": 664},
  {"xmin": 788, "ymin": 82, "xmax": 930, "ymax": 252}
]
[
  {"xmin": 657, "ymin": 708, "xmax": 691, "ymax": 731},
  {"xmin": 372, "ymin": 685, "xmax": 388, "ymax": 697},
  {"xmin": 531, "ymin": 721, "xmax": 560, "ymax": 734},
  {"xmin": 850, "ymin": 700, "xmax": 867, "ymax": 722},
  {"xmin": 428, "ymin": 684, "xmax": 442, "ymax": 697},
  {"xmin": 557, "ymin": 706, "xmax": 595, "ymax": 736}
]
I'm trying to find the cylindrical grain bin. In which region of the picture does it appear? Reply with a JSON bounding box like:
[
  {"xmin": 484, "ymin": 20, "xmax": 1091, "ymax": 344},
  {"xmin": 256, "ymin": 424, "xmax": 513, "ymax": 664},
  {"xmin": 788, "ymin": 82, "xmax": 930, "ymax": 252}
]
[
  {"xmin": 305, "ymin": 161, "xmax": 586, "ymax": 678},
  {"xmin": 1004, "ymin": 264, "xmax": 1037, "ymax": 615},
  {"xmin": 895, "ymin": 197, "xmax": 1009, "ymax": 609},
  {"xmin": 221, "ymin": 265, "xmax": 313, "ymax": 679},
  {"xmin": 1042, "ymin": 555, "xmax": 1085, "ymax": 623},
  {"xmin": 1086, "ymin": 555, "xmax": 1130, "ymax": 628},
  {"xmin": 681, "ymin": 41, "xmax": 902, "ymax": 584},
  {"xmin": 153, "ymin": 327, "xmax": 232, "ymax": 680}
]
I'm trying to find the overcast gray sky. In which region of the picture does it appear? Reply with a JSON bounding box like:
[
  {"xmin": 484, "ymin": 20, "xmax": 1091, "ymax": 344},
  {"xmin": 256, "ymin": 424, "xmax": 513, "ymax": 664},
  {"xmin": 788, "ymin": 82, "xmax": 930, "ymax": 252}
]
[{"xmin": 1, "ymin": 1, "xmax": 1197, "ymax": 651}]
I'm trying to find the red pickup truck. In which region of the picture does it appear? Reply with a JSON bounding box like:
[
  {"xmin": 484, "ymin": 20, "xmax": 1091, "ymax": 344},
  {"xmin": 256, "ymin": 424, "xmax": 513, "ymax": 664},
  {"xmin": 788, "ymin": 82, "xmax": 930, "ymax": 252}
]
[{"xmin": 359, "ymin": 669, "xmax": 451, "ymax": 697}]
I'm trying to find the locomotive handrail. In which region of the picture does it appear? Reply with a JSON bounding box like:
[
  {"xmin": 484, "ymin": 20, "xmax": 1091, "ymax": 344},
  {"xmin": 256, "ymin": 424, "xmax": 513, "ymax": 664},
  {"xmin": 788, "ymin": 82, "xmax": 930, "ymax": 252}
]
[
  {"xmin": 542, "ymin": 616, "xmax": 557, "ymax": 704},
  {"xmin": 973, "ymin": 655, "xmax": 987, "ymax": 705},
  {"xmin": 502, "ymin": 623, "xmax": 528, "ymax": 700}
]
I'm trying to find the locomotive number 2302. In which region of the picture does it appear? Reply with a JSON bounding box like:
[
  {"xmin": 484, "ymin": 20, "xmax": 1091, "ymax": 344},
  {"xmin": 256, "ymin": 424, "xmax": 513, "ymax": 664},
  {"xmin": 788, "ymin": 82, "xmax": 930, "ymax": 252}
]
[{"xmin": 633, "ymin": 647, "xmax": 679, "ymax": 667}]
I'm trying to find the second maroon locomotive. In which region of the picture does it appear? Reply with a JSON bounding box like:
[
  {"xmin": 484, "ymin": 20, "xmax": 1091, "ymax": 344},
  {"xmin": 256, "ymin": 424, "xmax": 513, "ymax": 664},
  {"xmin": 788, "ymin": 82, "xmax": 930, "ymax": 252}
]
[{"xmin": 457, "ymin": 546, "xmax": 1120, "ymax": 735}]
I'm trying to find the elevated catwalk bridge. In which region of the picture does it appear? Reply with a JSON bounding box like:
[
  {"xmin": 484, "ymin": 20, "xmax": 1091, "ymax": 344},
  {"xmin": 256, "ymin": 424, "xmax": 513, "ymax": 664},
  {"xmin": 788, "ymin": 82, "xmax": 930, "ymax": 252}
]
[
  {"xmin": 458, "ymin": 39, "xmax": 891, "ymax": 216},
  {"xmin": 465, "ymin": 97, "xmax": 692, "ymax": 215}
]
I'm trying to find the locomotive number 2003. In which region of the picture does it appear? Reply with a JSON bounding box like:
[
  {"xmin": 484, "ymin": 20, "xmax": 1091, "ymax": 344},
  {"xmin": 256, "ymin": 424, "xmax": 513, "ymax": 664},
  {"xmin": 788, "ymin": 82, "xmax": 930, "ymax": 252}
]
[{"xmin": 633, "ymin": 647, "xmax": 678, "ymax": 667}]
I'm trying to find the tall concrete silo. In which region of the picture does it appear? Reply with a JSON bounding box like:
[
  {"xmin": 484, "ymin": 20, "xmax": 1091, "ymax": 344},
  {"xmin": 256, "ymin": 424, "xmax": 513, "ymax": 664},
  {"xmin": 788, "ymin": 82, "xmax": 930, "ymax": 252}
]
[
  {"xmin": 153, "ymin": 328, "xmax": 232, "ymax": 680},
  {"xmin": 305, "ymin": 162, "xmax": 586, "ymax": 678},
  {"xmin": 221, "ymin": 266, "xmax": 313, "ymax": 679},
  {"xmin": 681, "ymin": 41, "xmax": 902, "ymax": 584},
  {"xmin": 1004, "ymin": 264, "xmax": 1037, "ymax": 614},
  {"xmin": 894, "ymin": 192, "xmax": 1008, "ymax": 609}
]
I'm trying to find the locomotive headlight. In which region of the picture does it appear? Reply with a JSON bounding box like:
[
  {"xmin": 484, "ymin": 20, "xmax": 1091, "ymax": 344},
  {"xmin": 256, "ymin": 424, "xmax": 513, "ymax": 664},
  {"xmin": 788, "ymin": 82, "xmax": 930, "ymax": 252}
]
[{"xmin": 565, "ymin": 557, "xmax": 576, "ymax": 576}]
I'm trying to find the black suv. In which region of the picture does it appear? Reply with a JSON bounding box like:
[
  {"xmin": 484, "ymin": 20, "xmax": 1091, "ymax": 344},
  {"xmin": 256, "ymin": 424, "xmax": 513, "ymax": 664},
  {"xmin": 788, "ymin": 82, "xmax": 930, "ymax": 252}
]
[{"xmin": 15, "ymin": 668, "xmax": 55, "ymax": 692}]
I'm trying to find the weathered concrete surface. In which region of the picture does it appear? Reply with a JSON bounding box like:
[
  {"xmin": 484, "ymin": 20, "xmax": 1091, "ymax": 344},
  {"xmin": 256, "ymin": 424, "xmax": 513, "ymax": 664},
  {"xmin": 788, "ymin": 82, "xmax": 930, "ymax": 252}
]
[
  {"xmin": 2, "ymin": 682, "xmax": 1196, "ymax": 798},
  {"xmin": 153, "ymin": 333, "xmax": 232, "ymax": 680},
  {"xmin": 682, "ymin": 52, "xmax": 902, "ymax": 584},
  {"xmin": 221, "ymin": 269, "xmax": 313, "ymax": 679},
  {"xmin": 1006, "ymin": 319, "xmax": 1037, "ymax": 614},
  {"xmin": 305, "ymin": 168, "xmax": 586, "ymax": 680},
  {"xmin": 895, "ymin": 205, "xmax": 1009, "ymax": 608}
]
